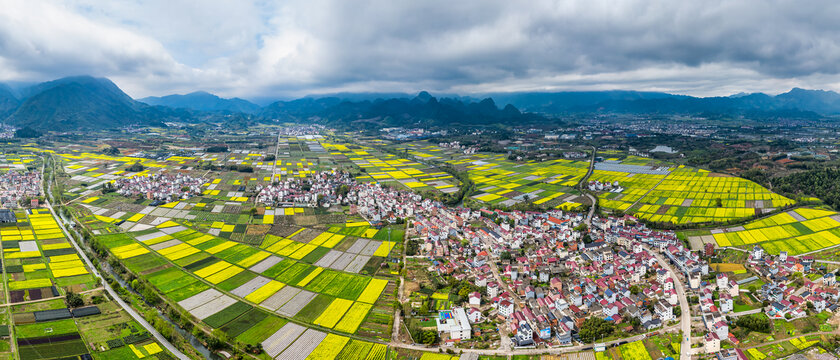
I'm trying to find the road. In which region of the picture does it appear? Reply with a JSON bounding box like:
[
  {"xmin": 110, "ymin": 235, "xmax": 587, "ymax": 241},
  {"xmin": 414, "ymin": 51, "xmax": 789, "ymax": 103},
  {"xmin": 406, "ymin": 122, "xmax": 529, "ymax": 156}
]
[
  {"xmin": 41, "ymin": 160, "xmax": 190, "ymax": 360},
  {"xmin": 647, "ymin": 246, "xmax": 692, "ymax": 360},
  {"xmin": 579, "ymin": 146, "xmax": 597, "ymax": 226}
]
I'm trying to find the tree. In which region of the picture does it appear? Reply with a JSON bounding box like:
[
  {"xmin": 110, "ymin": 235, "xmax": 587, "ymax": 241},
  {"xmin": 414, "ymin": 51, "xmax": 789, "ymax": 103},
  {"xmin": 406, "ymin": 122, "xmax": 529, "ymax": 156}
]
[
  {"xmin": 674, "ymin": 306, "xmax": 682, "ymax": 317},
  {"xmin": 419, "ymin": 330, "xmax": 438, "ymax": 344},
  {"xmin": 14, "ymin": 126, "xmax": 41, "ymax": 138},
  {"xmin": 103, "ymin": 146, "xmax": 120, "ymax": 155},
  {"xmin": 735, "ymin": 314, "xmax": 771, "ymax": 333},
  {"xmin": 65, "ymin": 291, "xmax": 84, "ymax": 308},
  {"xmin": 126, "ymin": 162, "xmax": 144, "ymax": 172},
  {"xmin": 629, "ymin": 285, "xmax": 641, "ymax": 295},
  {"xmin": 500, "ymin": 251, "xmax": 512, "ymax": 261},
  {"xmin": 579, "ymin": 317, "xmax": 614, "ymax": 343},
  {"xmin": 206, "ymin": 145, "xmax": 228, "ymax": 153}
]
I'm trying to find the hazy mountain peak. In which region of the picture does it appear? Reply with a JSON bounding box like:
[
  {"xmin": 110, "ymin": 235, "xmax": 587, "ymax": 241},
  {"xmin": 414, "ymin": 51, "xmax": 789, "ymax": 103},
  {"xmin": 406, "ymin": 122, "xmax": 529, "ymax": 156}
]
[{"xmin": 140, "ymin": 91, "xmax": 260, "ymax": 113}]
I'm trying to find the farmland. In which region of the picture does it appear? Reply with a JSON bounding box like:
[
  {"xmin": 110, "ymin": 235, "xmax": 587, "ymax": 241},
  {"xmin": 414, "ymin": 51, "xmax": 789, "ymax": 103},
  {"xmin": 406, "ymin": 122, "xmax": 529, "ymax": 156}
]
[
  {"xmin": 686, "ymin": 207, "xmax": 840, "ymax": 255},
  {"xmin": 26, "ymin": 125, "xmax": 835, "ymax": 360},
  {"xmin": 593, "ymin": 161, "xmax": 793, "ymax": 225}
]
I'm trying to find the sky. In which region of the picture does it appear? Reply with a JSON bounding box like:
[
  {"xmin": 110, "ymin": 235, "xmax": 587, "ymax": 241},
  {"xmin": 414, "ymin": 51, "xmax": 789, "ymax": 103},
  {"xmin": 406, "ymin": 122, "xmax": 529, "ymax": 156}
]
[{"xmin": 2, "ymin": 0, "xmax": 840, "ymax": 101}]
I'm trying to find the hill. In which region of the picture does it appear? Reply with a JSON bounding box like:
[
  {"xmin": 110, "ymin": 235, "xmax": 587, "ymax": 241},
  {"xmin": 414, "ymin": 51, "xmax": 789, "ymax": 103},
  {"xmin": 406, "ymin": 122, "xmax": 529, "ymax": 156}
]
[
  {"xmin": 140, "ymin": 91, "xmax": 261, "ymax": 114},
  {"xmin": 5, "ymin": 76, "xmax": 165, "ymax": 131},
  {"xmin": 0, "ymin": 84, "xmax": 19, "ymax": 118}
]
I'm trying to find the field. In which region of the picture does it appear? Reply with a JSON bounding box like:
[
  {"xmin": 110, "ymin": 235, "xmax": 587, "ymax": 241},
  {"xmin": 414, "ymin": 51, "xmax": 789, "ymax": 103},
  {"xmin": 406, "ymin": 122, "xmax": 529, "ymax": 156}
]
[
  {"xmin": 447, "ymin": 153, "xmax": 588, "ymax": 209},
  {"xmin": 618, "ymin": 340, "xmax": 652, "ymax": 360},
  {"xmin": 594, "ymin": 163, "xmax": 793, "ymax": 225},
  {"xmin": 695, "ymin": 208, "xmax": 840, "ymax": 255},
  {"xmin": 0, "ymin": 208, "xmax": 95, "ymax": 301}
]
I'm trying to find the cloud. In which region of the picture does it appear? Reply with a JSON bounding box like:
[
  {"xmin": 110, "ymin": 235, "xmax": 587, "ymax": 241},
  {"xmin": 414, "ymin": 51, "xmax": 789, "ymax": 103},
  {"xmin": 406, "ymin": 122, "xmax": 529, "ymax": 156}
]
[{"xmin": 3, "ymin": 0, "xmax": 840, "ymax": 98}]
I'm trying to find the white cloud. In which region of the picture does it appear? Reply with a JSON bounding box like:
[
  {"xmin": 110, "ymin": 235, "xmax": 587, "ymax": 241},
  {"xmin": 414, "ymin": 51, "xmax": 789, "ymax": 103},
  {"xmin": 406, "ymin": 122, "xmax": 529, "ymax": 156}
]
[{"xmin": 3, "ymin": 0, "xmax": 840, "ymax": 99}]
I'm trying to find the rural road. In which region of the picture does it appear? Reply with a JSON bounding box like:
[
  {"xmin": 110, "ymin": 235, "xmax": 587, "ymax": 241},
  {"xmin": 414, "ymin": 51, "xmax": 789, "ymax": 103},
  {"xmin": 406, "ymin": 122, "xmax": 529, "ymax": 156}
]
[
  {"xmin": 647, "ymin": 246, "xmax": 692, "ymax": 360},
  {"xmin": 580, "ymin": 146, "xmax": 597, "ymax": 226},
  {"xmin": 42, "ymin": 160, "xmax": 191, "ymax": 360}
]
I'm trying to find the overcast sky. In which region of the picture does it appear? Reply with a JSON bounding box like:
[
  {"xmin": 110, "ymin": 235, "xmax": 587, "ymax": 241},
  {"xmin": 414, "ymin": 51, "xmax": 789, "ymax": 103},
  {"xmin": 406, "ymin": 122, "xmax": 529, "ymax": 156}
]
[{"xmin": 2, "ymin": 0, "xmax": 840, "ymax": 100}]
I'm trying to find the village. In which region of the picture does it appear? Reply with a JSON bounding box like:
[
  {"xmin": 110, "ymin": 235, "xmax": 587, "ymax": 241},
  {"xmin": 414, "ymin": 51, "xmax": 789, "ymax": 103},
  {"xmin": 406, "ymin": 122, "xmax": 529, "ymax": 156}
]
[
  {"xmin": 329, "ymin": 174, "xmax": 840, "ymax": 359},
  {"xmin": 0, "ymin": 169, "xmax": 41, "ymax": 209}
]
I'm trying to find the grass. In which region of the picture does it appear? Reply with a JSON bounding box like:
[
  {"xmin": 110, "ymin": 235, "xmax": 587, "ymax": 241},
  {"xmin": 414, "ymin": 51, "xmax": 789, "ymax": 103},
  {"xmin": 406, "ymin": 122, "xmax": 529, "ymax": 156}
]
[{"xmin": 16, "ymin": 318, "xmax": 78, "ymax": 338}]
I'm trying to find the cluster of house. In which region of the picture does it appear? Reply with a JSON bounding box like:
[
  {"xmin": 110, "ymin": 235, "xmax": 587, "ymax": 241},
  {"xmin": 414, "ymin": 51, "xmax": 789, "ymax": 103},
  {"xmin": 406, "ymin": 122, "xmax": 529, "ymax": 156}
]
[
  {"xmin": 256, "ymin": 170, "xmax": 355, "ymax": 207},
  {"xmin": 746, "ymin": 247, "xmax": 838, "ymax": 321},
  {"xmin": 561, "ymin": 152, "xmax": 587, "ymax": 159},
  {"xmin": 276, "ymin": 125, "xmax": 325, "ymax": 137},
  {"xmin": 347, "ymin": 182, "xmax": 425, "ymax": 224},
  {"xmin": 326, "ymin": 174, "xmax": 835, "ymax": 353},
  {"xmin": 396, "ymin": 205, "xmax": 693, "ymax": 347},
  {"xmin": 332, "ymin": 179, "xmax": 697, "ymax": 348},
  {"xmin": 0, "ymin": 170, "xmax": 41, "ymax": 208},
  {"xmin": 437, "ymin": 141, "xmax": 477, "ymax": 155},
  {"xmin": 114, "ymin": 173, "xmax": 206, "ymax": 202},
  {"xmin": 586, "ymin": 180, "xmax": 622, "ymax": 193}
]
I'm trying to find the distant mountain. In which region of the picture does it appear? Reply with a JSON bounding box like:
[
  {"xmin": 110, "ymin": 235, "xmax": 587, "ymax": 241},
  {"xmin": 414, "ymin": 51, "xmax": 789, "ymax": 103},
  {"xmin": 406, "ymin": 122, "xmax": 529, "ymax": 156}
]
[
  {"xmin": 262, "ymin": 91, "xmax": 543, "ymax": 129},
  {"xmin": 6, "ymin": 74, "xmax": 840, "ymax": 132},
  {"xmin": 774, "ymin": 88, "xmax": 840, "ymax": 114},
  {"xmin": 6, "ymin": 76, "xmax": 165, "ymax": 130},
  {"xmin": 487, "ymin": 90, "xmax": 684, "ymax": 114},
  {"xmin": 140, "ymin": 91, "xmax": 261, "ymax": 114},
  {"xmin": 482, "ymin": 89, "xmax": 840, "ymax": 118},
  {"xmin": 0, "ymin": 84, "xmax": 19, "ymax": 118}
]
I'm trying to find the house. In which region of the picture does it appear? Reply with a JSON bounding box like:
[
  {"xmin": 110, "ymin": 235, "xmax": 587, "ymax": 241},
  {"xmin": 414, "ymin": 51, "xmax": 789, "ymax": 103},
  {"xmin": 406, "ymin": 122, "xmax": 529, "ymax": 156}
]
[
  {"xmin": 752, "ymin": 246, "xmax": 764, "ymax": 261},
  {"xmin": 705, "ymin": 333, "xmax": 721, "ymax": 353},
  {"xmin": 719, "ymin": 293, "xmax": 733, "ymax": 313},
  {"xmin": 657, "ymin": 269, "xmax": 669, "ymax": 283},
  {"xmin": 435, "ymin": 308, "xmax": 472, "ymax": 340},
  {"xmin": 469, "ymin": 292, "xmax": 481, "ymax": 306},
  {"xmin": 655, "ymin": 301, "xmax": 673, "ymax": 321},
  {"xmin": 825, "ymin": 273, "xmax": 836, "ymax": 286},
  {"xmin": 514, "ymin": 323, "xmax": 535, "ymax": 347},
  {"xmin": 499, "ymin": 300, "xmax": 514, "ymax": 317},
  {"xmin": 555, "ymin": 323, "xmax": 572, "ymax": 344},
  {"xmin": 716, "ymin": 349, "xmax": 741, "ymax": 360},
  {"xmin": 467, "ymin": 307, "xmax": 483, "ymax": 324},
  {"xmin": 487, "ymin": 282, "xmax": 499, "ymax": 298},
  {"xmin": 713, "ymin": 320, "xmax": 729, "ymax": 339}
]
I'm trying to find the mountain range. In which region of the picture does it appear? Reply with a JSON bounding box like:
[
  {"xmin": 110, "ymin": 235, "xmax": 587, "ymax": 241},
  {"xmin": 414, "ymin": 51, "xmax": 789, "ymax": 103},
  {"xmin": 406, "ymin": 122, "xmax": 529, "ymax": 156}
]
[
  {"xmin": 4, "ymin": 75, "xmax": 840, "ymax": 132},
  {"xmin": 140, "ymin": 91, "xmax": 261, "ymax": 114}
]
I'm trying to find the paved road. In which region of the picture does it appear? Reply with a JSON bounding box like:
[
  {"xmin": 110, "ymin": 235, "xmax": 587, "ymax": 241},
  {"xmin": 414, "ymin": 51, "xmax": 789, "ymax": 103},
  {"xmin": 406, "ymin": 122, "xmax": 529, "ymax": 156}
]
[
  {"xmin": 579, "ymin": 147, "xmax": 597, "ymax": 226},
  {"xmin": 647, "ymin": 246, "xmax": 692, "ymax": 360},
  {"xmin": 42, "ymin": 160, "xmax": 190, "ymax": 360}
]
